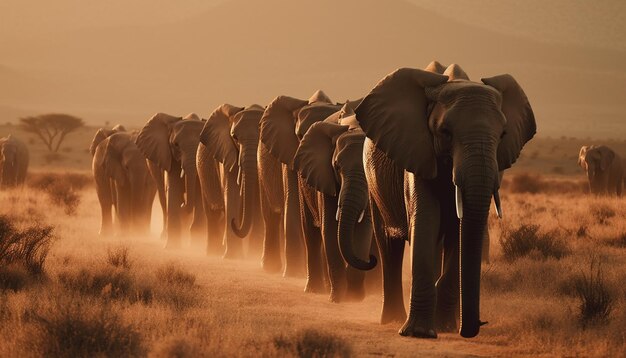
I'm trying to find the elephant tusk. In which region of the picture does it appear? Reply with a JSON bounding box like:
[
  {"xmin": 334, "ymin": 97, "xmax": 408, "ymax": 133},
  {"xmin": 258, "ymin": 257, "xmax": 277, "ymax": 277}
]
[
  {"xmin": 335, "ymin": 207, "xmax": 340, "ymax": 221},
  {"xmin": 237, "ymin": 168, "xmax": 242, "ymax": 186},
  {"xmin": 455, "ymin": 185, "xmax": 463, "ymax": 219},
  {"xmin": 180, "ymin": 168, "xmax": 185, "ymax": 178},
  {"xmin": 493, "ymin": 190, "xmax": 503, "ymax": 219},
  {"xmin": 358, "ymin": 210, "xmax": 365, "ymax": 223}
]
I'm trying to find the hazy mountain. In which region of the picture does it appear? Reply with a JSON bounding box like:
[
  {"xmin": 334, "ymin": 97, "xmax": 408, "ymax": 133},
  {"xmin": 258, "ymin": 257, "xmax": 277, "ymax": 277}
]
[{"xmin": 1, "ymin": 0, "xmax": 625, "ymax": 138}]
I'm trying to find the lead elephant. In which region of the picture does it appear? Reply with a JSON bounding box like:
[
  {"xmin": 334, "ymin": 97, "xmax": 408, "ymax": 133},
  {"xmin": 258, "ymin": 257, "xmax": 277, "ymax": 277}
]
[
  {"xmin": 578, "ymin": 145, "xmax": 624, "ymax": 196},
  {"xmin": 92, "ymin": 132, "xmax": 156, "ymax": 235},
  {"xmin": 199, "ymin": 104, "xmax": 265, "ymax": 258},
  {"xmin": 294, "ymin": 104, "xmax": 376, "ymax": 302},
  {"xmin": 0, "ymin": 135, "xmax": 29, "ymax": 189},
  {"xmin": 354, "ymin": 63, "xmax": 536, "ymax": 338},
  {"xmin": 136, "ymin": 113, "xmax": 206, "ymax": 248}
]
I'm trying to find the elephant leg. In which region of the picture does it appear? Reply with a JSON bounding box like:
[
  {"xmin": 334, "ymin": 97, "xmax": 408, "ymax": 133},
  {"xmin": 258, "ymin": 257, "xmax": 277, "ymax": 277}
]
[
  {"xmin": 148, "ymin": 160, "xmax": 167, "ymax": 239},
  {"xmin": 302, "ymin": 196, "xmax": 326, "ymax": 294},
  {"xmin": 283, "ymin": 166, "xmax": 305, "ymax": 277},
  {"xmin": 190, "ymin": 176, "xmax": 206, "ymax": 247},
  {"xmin": 481, "ymin": 221, "xmax": 490, "ymax": 263},
  {"xmin": 223, "ymin": 169, "xmax": 244, "ymax": 259},
  {"xmin": 371, "ymin": 200, "xmax": 406, "ymax": 324},
  {"xmin": 345, "ymin": 205, "xmax": 373, "ymax": 302},
  {"xmin": 260, "ymin": 188, "xmax": 282, "ymax": 273},
  {"xmin": 399, "ymin": 174, "xmax": 439, "ymax": 339},
  {"xmin": 435, "ymin": 204, "xmax": 460, "ymax": 333},
  {"xmin": 246, "ymin": 192, "xmax": 265, "ymax": 259},
  {"xmin": 165, "ymin": 168, "xmax": 183, "ymax": 249},
  {"xmin": 320, "ymin": 194, "xmax": 346, "ymax": 302},
  {"xmin": 95, "ymin": 174, "xmax": 114, "ymax": 236}
]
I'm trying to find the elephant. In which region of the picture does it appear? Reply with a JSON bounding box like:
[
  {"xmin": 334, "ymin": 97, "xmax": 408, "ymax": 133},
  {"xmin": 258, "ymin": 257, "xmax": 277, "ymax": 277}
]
[
  {"xmin": 352, "ymin": 62, "xmax": 536, "ymax": 338},
  {"xmin": 0, "ymin": 135, "xmax": 29, "ymax": 189},
  {"xmin": 92, "ymin": 132, "xmax": 156, "ymax": 236},
  {"xmin": 578, "ymin": 145, "xmax": 623, "ymax": 196},
  {"xmin": 260, "ymin": 90, "xmax": 346, "ymax": 284},
  {"xmin": 199, "ymin": 104, "xmax": 265, "ymax": 258},
  {"xmin": 293, "ymin": 103, "xmax": 376, "ymax": 302},
  {"xmin": 136, "ymin": 113, "xmax": 206, "ymax": 248}
]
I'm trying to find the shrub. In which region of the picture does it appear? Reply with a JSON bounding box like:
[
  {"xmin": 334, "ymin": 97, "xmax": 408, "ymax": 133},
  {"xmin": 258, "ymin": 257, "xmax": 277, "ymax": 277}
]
[
  {"xmin": 574, "ymin": 255, "xmax": 615, "ymax": 328},
  {"xmin": 500, "ymin": 224, "xmax": 569, "ymax": 261},
  {"xmin": 27, "ymin": 172, "xmax": 89, "ymax": 215},
  {"xmin": 30, "ymin": 297, "xmax": 145, "ymax": 357},
  {"xmin": 0, "ymin": 264, "xmax": 30, "ymax": 291},
  {"xmin": 46, "ymin": 181, "xmax": 80, "ymax": 215},
  {"xmin": 155, "ymin": 263, "xmax": 196, "ymax": 288},
  {"xmin": 106, "ymin": 246, "xmax": 131, "ymax": 269},
  {"xmin": 0, "ymin": 216, "xmax": 54, "ymax": 275},
  {"xmin": 606, "ymin": 232, "xmax": 626, "ymax": 248},
  {"xmin": 273, "ymin": 329, "xmax": 352, "ymax": 358},
  {"xmin": 57, "ymin": 266, "xmax": 151, "ymax": 304},
  {"xmin": 590, "ymin": 203, "xmax": 616, "ymax": 225}
]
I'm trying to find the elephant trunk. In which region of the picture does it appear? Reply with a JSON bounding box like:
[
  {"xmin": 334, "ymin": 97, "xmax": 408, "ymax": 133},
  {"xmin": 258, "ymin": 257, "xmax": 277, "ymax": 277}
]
[
  {"xmin": 455, "ymin": 142, "xmax": 497, "ymax": 338},
  {"xmin": 338, "ymin": 171, "xmax": 376, "ymax": 270},
  {"xmin": 231, "ymin": 140, "xmax": 258, "ymax": 238},
  {"xmin": 181, "ymin": 144, "xmax": 198, "ymax": 213}
]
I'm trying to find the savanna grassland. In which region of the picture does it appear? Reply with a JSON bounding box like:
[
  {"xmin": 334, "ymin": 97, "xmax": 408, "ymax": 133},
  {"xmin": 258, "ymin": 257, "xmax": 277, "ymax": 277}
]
[{"xmin": 1, "ymin": 134, "xmax": 626, "ymax": 357}]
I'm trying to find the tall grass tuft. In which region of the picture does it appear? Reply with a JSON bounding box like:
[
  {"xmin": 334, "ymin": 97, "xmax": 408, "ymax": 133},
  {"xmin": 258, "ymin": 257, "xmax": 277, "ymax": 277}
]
[
  {"xmin": 575, "ymin": 255, "xmax": 615, "ymax": 328},
  {"xmin": 30, "ymin": 296, "xmax": 145, "ymax": 357},
  {"xmin": 273, "ymin": 329, "xmax": 352, "ymax": 358},
  {"xmin": 106, "ymin": 246, "xmax": 131, "ymax": 269},
  {"xmin": 0, "ymin": 216, "xmax": 54, "ymax": 278},
  {"xmin": 500, "ymin": 224, "xmax": 569, "ymax": 261}
]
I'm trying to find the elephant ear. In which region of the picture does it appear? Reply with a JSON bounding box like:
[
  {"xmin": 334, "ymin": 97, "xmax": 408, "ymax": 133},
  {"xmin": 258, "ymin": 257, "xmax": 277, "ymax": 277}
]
[
  {"xmin": 259, "ymin": 95, "xmax": 309, "ymax": 166},
  {"xmin": 482, "ymin": 74, "xmax": 537, "ymax": 171},
  {"xmin": 103, "ymin": 134, "xmax": 131, "ymax": 182},
  {"xmin": 135, "ymin": 113, "xmax": 182, "ymax": 171},
  {"xmin": 599, "ymin": 146, "xmax": 615, "ymax": 171},
  {"xmin": 578, "ymin": 146, "xmax": 588, "ymax": 168},
  {"xmin": 294, "ymin": 122, "xmax": 349, "ymax": 196},
  {"xmin": 296, "ymin": 103, "xmax": 342, "ymax": 139},
  {"xmin": 355, "ymin": 68, "xmax": 449, "ymax": 177},
  {"xmin": 200, "ymin": 104, "xmax": 244, "ymax": 172},
  {"xmin": 90, "ymin": 128, "xmax": 114, "ymax": 156}
]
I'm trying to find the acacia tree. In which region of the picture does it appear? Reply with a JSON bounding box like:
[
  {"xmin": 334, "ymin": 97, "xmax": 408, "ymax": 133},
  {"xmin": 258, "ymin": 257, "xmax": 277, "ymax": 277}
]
[{"xmin": 19, "ymin": 114, "xmax": 85, "ymax": 152}]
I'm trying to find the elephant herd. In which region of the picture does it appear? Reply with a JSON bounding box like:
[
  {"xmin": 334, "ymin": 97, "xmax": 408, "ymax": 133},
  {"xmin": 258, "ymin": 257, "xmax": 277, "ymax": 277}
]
[{"xmin": 90, "ymin": 61, "xmax": 542, "ymax": 339}]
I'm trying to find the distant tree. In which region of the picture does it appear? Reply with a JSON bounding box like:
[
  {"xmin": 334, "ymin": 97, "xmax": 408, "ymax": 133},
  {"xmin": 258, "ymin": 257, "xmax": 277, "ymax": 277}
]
[{"xmin": 19, "ymin": 114, "xmax": 85, "ymax": 152}]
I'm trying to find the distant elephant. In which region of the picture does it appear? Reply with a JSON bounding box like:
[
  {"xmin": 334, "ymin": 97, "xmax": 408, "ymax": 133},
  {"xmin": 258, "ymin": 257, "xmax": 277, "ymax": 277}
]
[
  {"xmin": 199, "ymin": 104, "xmax": 265, "ymax": 258},
  {"xmin": 354, "ymin": 62, "xmax": 536, "ymax": 338},
  {"xmin": 136, "ymin": 113, "xmax": 206, "ymax": 248},
  {"xmin": 92, "ymin": 132, "xmax": 156, "ymax": 235},
  {"xmin": 293, "ymin": 104, "xmax": 375, "ymax": 302},
  {"xmin": 578, "ymin": 145, "xmax": 623, "ymax": 196},
  {"xmin": 260, "ymin": 90, "xmax": 344, "ymax": 285},
  {"xmin": 0, "ymin": 135, "xmax": 29, "ymax": 189}
]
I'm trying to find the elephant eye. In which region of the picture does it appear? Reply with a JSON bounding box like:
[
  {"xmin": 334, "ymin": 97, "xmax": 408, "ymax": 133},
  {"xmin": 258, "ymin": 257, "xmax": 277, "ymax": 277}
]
[
  {"xmin": 500, "ymin": 131, "xmax": 506, "ymax": 139},
  {"xmin": 439, "ymin": 127, "xmax": 452, "ymax": 139}
]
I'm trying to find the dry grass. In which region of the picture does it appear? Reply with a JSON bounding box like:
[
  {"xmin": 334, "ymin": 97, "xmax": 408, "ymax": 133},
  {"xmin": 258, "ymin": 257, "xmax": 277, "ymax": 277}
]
[{"xmin": 1, "ymin": 169, "xmax": 626, "ymax": 357}]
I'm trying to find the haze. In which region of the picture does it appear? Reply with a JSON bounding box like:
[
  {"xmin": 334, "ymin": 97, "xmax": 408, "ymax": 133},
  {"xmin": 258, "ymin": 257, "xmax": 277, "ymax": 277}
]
[{"xmin": 1, "ymin": 0, "xmax": 625, "ymax": 138}]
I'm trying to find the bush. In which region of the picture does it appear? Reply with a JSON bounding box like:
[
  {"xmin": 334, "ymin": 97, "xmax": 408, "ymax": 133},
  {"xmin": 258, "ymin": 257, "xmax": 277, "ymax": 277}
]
[
  {"xmin": 27, "ymin": 172, "xmax": 89, "ymax": 215},
  {"xmin": 590, "ymin": 203, "xmax": 616, "ymax": 225},
  {"xmin": 155, "ymin": 263, "xmax": 196, "ymax": 288},
  {"xmin": 500, "ymin": 224, "xmax": 569, "ymax": 261},
  {"xmin": 273, "ymin": 329, "xmax": 352, "ymax": 358},
  {"xmin": 31, "ymin": 297, "xmax": 145, "ymax": 357},
  {"xmin": 0, "ymin": 216, "xmax": 54, "ymax": 275},
  {"xmin": 46, "ymin": 181, "xmax": 80, "ymax": 215},
  {"xmin": 574, "ymin": 255, "xmax": 615, "ymax": 328}
]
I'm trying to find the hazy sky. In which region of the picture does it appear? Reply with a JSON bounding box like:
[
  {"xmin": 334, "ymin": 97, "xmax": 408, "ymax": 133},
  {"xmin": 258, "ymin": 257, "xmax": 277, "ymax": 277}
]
[{"xmin": 1, "ymin": 0, "xmax": 625, "ymax": 138}]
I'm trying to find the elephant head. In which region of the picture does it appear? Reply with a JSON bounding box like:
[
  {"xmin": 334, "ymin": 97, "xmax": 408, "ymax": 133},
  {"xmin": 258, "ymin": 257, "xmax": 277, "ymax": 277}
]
[
  {"xmin": 355, "ymin": 65, "xmax": 536, "ymax": 338},
  {"xmin": 294, "ymin": 118, "xmax": 377, "ymax": 271},
  {"xmin": 89, "ymin": 124, "xmax": 126, "ymax": 156},
  {"xmin": 259, "ymin": 90, "xmax": 335, "ymax": 168},
  {"xmin": 136, "ymin": 113, "xmax": 203, "ymax": 213},
  {"xmin": 102, "ymin": 132, "xmax": 153, "ymax": 232},
  {"xmin": 200, "ymin": 103, "xmax": 265, "ymax": 238},
  {"xmin": 578, "ymin": 145, "xmax": 617, "ymax": 193}
]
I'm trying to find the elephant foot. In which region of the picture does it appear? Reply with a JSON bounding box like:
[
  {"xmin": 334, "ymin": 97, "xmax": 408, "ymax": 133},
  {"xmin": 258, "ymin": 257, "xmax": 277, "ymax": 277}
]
[
  {"xmin": 435, "ymin": 309, "xmax": 457, "ymax": 333},
  {"xmin": 262, "ymin": 259, "xmax": 282, "ymax": 274},
  {"xmin": 344, "ymin": 285, "xmax": 366, "ymax": 302},
  {"xmin": 304, "ymin": 278, "xmax": 327, "ymax": 294},
  {"xmin": 399, "ymin": 316, "xmax": 437, "ymax": 339},
  {"xmin": 381, "ymin": 305, "xmax": 407, "ymax": 324}
]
